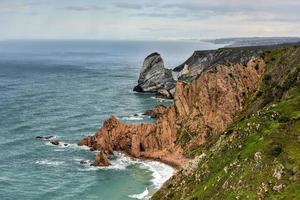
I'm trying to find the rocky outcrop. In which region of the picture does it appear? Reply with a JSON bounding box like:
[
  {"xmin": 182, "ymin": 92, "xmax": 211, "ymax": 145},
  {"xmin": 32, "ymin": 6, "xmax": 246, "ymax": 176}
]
[
  {"xmin": 80, "ymin": 48, "xmax": 266, "ymax": 168},
  {"xmin": 143, "ymin": 105, "xmax": 167, "ymax": 118},
  {"xmin": 91, "ymin": 151, "xmax": 111, "ymax": 167},
  {"xmin": 133, "ymin": 52, "xmax": 175, "ymax": 98},
  {"xmin": 174, "ymin": 48, "xmax": 263, "ymax": 82}
]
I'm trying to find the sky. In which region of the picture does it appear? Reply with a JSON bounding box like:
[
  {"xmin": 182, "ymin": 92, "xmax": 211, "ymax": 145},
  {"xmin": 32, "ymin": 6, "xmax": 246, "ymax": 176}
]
[{"xmin": 0, "ymin": 0, "xmax": 300, "ymax": 40}]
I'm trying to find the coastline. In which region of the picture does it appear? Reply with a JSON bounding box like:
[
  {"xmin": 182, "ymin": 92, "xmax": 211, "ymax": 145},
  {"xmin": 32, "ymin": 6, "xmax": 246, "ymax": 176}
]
[{"xmin": 86, "ymin": 151, "xmax": 176, "ymax": 200}]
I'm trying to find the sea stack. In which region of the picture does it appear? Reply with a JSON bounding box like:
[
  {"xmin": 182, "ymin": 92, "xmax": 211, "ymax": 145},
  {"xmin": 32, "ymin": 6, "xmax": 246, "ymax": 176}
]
[{"xmin": 133, "ymin": 52, "xmax": 175, "ymax": 98}]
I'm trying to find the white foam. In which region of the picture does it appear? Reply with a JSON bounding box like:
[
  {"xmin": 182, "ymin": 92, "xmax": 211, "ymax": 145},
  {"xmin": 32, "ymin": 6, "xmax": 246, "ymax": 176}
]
[
  {"xmin": 121, "ymin": 116, "xmax": 144, "ymax": 121},
  {"xmin": 45, "ymin": 140, "xmax": 91, "ymax": 151},
  {"xmin": 128, "ymin": 188, "xmax": 149, "ymax": 199},
  {"xmin": 35, "ymin": 160, "xmax": 64, "ymax": 166},
  {"xmin": 140, "ymin": 160, "xmax": 175, "ymax": 188},
  {"xmin": 108, "ymin": 153, "xmax": 175, "ymax": 188},
  {"xmin": 150, "ymin": 96, "xmax": 173, "ymax": 102},
  {"xmin": 77, "ymin": 151, "xmax": 175, "ymax": 199}
]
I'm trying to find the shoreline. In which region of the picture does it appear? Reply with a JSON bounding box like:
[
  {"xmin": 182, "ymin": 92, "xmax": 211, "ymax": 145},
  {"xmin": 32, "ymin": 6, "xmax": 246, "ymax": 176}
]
[{"xmin": 115, "ymin": 149, "xmax": 185, "ymax": 169}]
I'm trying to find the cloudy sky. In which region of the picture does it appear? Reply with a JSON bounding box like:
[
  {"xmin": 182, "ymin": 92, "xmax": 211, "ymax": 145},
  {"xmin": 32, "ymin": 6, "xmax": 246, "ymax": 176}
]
[{"xmin": 0, "ymin": 0, "xmax": 300, "ymax": 40}]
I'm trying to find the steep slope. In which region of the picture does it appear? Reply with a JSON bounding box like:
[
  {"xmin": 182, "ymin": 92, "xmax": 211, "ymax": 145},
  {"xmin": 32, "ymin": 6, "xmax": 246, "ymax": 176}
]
[
  {"xmin": 152, "ymin": 46, "xmax": 300, "ymax": 199},
  {"xmin": 79, "ymin": 48, "xmax": 265, "ymax": 167}
]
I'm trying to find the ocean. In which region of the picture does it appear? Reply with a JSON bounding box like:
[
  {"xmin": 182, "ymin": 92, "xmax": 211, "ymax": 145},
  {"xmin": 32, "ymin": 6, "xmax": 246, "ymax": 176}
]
[{"xmin": 0, "ymin": 40, "xmax": 221, "ymax": 200}]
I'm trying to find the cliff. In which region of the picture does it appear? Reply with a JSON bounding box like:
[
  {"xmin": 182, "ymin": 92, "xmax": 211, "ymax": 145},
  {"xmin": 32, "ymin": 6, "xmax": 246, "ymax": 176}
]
[
  {"xmin": 152, "ymin": 46, "xmax": 300, "ymax": 199},
  {"xmin": 79, "ymin": 44, "xmax": 300, "ymax": 199},
  {"xmin": 173, "ymin": 48, "xmax": 262, "ymax": 83},
  {"xmin": 79, "ymin": 47, "xmax": 265, "ymax": 167}
]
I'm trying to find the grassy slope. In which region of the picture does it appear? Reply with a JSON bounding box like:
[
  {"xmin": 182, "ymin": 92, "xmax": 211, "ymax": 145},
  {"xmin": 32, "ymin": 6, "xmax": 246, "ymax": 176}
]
[{"xmin": 152, "ymin": 46, "xmax": 300, "ymax": 200}]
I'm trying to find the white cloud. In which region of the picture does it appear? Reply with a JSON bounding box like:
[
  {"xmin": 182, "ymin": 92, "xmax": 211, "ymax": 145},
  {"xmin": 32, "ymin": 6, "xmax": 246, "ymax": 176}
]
[{"xmin": 0, "ymin": 0, "xmax": 299, "ymax": 40}]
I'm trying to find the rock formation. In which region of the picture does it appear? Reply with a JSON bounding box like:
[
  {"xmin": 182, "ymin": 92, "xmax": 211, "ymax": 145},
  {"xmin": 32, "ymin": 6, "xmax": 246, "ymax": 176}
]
[
  {"xmin": 91, "ymin": 151, "xmax": 111, "ymax": 167},
  {"xmin": 152, "ymin": 45, "xmax": 300, "ymax": 200},
  {"xmin": 80, "ymin": 48, "xmax": 265, "ymax": 168},
  {"xmin": 143, "ymin": 105, "xmax": 167, "ymax": 118},
  {"xmin": 173, "ymin": 48, "xmax": 263, "ymax": 82},
  {"xmin": 133, "ymin": 52, "xmax": 175, "ymax": 98}
]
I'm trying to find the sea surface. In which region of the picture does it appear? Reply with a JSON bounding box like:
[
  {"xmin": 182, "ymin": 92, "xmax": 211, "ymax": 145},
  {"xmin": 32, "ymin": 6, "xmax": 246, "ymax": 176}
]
[{"xmin": 0, "ymin": 40, "xmax": 221, "ymax": 200}]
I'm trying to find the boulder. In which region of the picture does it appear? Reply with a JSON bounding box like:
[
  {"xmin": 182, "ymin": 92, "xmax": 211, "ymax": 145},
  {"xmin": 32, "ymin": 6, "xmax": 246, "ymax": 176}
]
[
  {"xmin": 80, "ymin": 160, "xmax": 87, "ymax": 165},
  {"xmin": 50, "ymin": 140, "xmax": 60, "ymax": 145},
  {"xmin": 91, "ymin": 151, "xmax": 110, "ymax": 167},
  {"xmin": 133, "ymin": 52, "xmax": 175, "ymax": 94}
]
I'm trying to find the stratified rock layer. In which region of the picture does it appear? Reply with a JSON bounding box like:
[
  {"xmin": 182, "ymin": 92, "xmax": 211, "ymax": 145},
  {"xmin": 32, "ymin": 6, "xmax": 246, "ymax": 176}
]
[
  {"xmin": 174, "ymin": 48, "xmax": 263, "ymax": 82},
  {"xmin": 133, "ymin": 52, "xmax": 175, "ymax": 96},
  {"xmin": 80, "ymin": 49, "xmax": 265, "ymax": 168}
]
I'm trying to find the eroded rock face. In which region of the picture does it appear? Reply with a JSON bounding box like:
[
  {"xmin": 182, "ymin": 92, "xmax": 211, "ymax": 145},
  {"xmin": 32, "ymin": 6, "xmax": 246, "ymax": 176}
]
[
  {"xmin": 80, "ymin": 51, "xmax": 265, "ymax": 168},
  {"xmin": 133, "ymin": 52, "xmax": 175, "ymax": 94}
]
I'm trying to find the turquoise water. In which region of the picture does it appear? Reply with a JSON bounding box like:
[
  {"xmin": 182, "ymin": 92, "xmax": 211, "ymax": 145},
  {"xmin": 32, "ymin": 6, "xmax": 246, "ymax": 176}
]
[{"xmin": 0, "ymin": 40, "xmax": 220, "ymax": 200}]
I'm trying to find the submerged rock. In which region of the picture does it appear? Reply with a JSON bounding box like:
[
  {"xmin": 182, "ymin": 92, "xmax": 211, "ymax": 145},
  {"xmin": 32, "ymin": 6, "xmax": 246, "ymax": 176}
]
[
  {"xmin": 91, "ymin": 151, "xmax": 110, "ymax": 167},
  {"xmin": 36, "ymin": 135, "xmax": 53, "ymax": 140},
  {"xmin": 133, "ymin": 52, "xmax": 175, "ymax": 95}
]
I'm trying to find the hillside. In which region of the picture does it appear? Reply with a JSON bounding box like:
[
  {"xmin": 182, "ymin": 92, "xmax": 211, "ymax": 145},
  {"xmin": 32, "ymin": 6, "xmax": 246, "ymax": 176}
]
[{"xmin": 152, "ymin": 46, "xmax": 300, "ymax": 199}]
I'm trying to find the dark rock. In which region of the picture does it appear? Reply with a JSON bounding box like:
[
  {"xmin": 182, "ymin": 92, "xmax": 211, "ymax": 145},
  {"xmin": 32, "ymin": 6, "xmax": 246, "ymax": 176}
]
[
  {"xmin": 80, "ymin": 160, "xmax": 87, "ymax": 164},
  {"xmin": 64, "ymin": 144, "xmax": 68, "ymax": 147},
  {"xmin": 50, "ymin": 140, "xmax": 60, "ymax": 145},
  {"xmin": 90, "ymin": 147, "xmax": 95, "ymax": 151},
  {"xmin": 133, "ymin": 85, "xmax": 144, "ymax": 92},
  {"xmin": 91, "ymin": 151, "xmax": 110, "ymax": 166},
  {"xmin": 133, "ymin": 52, "xmax": 175, "ymax": 94},
  {"xmin": 36, "ymin": 135, "xmax": 53, "ymax": 140}
]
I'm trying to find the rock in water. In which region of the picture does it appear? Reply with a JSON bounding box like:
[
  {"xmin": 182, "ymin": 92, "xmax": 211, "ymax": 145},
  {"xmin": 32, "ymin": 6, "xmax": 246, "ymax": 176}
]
[
  {"xmin": 50, "ymin": 140, "xmax": 60, "ymax": 145},
  {"xmin": 91, "ymin": 151, "xmax": 111, "ymax": 167},
  {"xmin": 133, "ymin": 52, "xmax": 175, "ymax": 94},
  {"xmin": 80, "ymin": 160, "xmax": 87, "ymax": 165}
]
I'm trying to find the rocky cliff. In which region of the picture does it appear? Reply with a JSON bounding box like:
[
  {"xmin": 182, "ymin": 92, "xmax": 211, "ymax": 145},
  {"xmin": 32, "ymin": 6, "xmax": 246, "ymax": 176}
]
[
  {"xmin": 153, "ymin": 45, "xmax": 300, "ymax": 199},
  {"xmin": 173, "ymin": 48, "xmax": 263, "ymax": 82},
  {"xmin": 79, "ymin": 47, "xmax": 265, "ymax": 167}
]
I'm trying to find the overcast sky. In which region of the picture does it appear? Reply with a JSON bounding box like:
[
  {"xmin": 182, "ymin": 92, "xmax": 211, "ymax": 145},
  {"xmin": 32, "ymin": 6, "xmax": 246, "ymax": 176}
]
[{"xmin": 1, "ymin": 0, "xmax": 300, "ymax": 40}]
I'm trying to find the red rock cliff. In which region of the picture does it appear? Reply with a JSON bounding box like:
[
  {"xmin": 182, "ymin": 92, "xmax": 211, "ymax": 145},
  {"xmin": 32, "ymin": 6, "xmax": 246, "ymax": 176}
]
[{"xmin": 79, "ymin": 57, "xmax": 265, "ymax": 167}]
